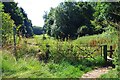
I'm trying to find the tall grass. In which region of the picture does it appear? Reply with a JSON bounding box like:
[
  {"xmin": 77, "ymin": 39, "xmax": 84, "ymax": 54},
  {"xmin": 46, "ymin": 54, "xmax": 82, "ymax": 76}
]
[
  {"xmin": 2, "ymin": 49, "xmax": 105, "ymax": 78},
  {"xmin": 2, "ymin": 28, "xmax": 118, "ymax": 78}
]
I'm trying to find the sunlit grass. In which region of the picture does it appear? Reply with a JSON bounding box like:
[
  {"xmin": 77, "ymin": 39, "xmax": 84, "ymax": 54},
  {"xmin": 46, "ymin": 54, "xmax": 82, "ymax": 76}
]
[
  {"xmin": 2, "ymin": 49, "xmax": 105, "ymax": 78},
  {"xmin": 100, "ymin": 68, "xmax": 118, "ymax": 78},
  {"xmin": 2, "ymin": 30, "xmax": 118, "ymax": 78}
]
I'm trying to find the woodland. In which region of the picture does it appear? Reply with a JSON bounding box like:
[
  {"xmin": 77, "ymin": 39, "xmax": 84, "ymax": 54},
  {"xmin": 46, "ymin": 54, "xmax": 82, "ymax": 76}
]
[{"xmin": 0, "ymin": 1, "xmax": 120, "ymax": 78}]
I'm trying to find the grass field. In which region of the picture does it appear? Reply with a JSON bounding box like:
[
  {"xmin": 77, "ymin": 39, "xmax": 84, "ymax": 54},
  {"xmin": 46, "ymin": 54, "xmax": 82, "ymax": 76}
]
[{"xmin": 1, "ymin": 30, "xmax": 119, "ymax": 78}]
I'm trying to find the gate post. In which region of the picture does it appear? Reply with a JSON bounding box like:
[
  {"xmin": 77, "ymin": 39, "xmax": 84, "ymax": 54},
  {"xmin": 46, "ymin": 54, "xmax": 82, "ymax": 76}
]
[
  {"xmin": 108, "ymin": 46, "xmax": 114, "ymax": 58},
  {"xmin": 103, "ymin": 45, "xmax": 107, "ymax": 62}
]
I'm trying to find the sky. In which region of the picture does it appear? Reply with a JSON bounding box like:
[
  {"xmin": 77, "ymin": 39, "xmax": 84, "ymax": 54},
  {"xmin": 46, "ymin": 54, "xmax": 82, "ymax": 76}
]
[{"xmin": 14, "ymin": 0, "xmax": 65, "ymax": 27}]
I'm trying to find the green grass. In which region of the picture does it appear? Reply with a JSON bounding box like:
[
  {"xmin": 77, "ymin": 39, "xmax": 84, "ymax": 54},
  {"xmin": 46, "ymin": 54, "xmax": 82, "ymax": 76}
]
[
  {"xmin": 2, "ymin": 50, "xmax": 54, "ymax": 78},
  {"xmin": 32, "ymin": 30, "xmax": 118, "ymax": 48},
  {"xmin": 100, "ymin": 68, "xmax": 119, "ymax": 78},
  {"xmin": 2, "ymin": 50, "xmax": 105, "ymax": 78},
  {"xmin": 2, "ymin": 29, "xmax": 118, "ymax": 78},
  {"xmin": 0, "ymin": 50, "xmax": 2, "ymax": 79},
  {"xmin": 73, "ymin": 30, "xmax": 118, "ymax": 45},
  {"xmin": 100, "ymin": 65, "xmax": 120, "ymax": 78},
  {"xmin": 30, "ymin": 30, "xmax": 118, "ymax": 63}
]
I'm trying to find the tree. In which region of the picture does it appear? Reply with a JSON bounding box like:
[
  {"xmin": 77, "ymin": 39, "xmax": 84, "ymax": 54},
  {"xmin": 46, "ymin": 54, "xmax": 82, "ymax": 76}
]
[
  {"xmin": 107, "ymin": 2, "xmax": 120, "ymax": 23},
  {"xmin": 18, "ymin": 7, "xmax": 33, "ymax": 37},
  {"xmin": 33, "ymin": 26, "xmax": 44, "ymax": 35},
  {"xmin": 3, "ymin": 2, "xmax": 23, "ymax": 26},
  {"xmin": 23, "ymin": 19, "xmax": 33, "ymax": 37},
  {"xmin": 0, "ymin": 2, "xmax": 3, "ymax": 25},
  {"xmin": 90, "ymin": 2, "xmax": 113, "ymax": 34},
  {"xmin": 89, "ymin": 2, "xmax": 120, "ymax": 36},
  {"xmin": 3, "ymin": 2, "xmax": 33, "ymax": 37},
  {"xmin": 0, "ymin": 2, "xmax": 3, "ymax": 45},
  {"xmin": 43, "ymin": 8, "xmax": 55, "ymax": 36},
  {"xmin": 0, "ymin": 2, "xmax": 15, "ymax": 45},
  {"xmin": 44, "ymin": 2, "xmax": 95, "ymax": 39}
]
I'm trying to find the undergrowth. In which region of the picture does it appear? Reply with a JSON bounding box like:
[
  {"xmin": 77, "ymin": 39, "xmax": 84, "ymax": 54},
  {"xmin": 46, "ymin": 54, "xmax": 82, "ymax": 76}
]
[
  {"xmin": 2, "ymin": 50, "xmax": 104, "ymax": 78},
  {"xmin": 1, "ymin": 29, "xmax": 118, "ymax": 78}
]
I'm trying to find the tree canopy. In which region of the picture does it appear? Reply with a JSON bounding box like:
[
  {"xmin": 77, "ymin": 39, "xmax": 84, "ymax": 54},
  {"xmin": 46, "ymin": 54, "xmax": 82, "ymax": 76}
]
[
  {"xmin": 44, "ymin": 2, "xmax": 95, "ymax": 39},
  {"xmin": 3, "ymin": 2, "xmax": 33, "ymax": 37},
  {"xmin": 43, "ymin": 1, "xmax": 120, "ymax": 39},
  {"xmin": 3, "ymin": 2, "xmax": 23, "ymax": 26}
]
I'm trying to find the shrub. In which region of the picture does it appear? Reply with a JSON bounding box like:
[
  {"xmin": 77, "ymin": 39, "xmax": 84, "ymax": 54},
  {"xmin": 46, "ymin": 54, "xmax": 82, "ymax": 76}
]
[{"xmin": 1, "ymin": 12, "xmax": 15, "ymax": 46}]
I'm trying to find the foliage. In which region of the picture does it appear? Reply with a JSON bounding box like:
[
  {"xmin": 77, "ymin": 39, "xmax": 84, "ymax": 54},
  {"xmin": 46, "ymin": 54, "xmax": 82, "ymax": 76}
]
[
  {"xmin": 1, "ymin": 12, "xmax": 15, "ymax": 46},
  {"xmin": 3, "ymin": 2, "xmax": 23, "ymax": 26},
  {"xmin": 15, "ymin": 39, "xmax": 39, "ymax": 58},
  {"xmin": 2, "ymin": 50, "xmax": 104, "ymax": 78},
  {"xmin": 93, "ymin": 2, "xmax": 109, "ymax": 22},
  {"xmin": 0, "ymin": 2, "xmax": 3, "ymax": 13},
  {"xmin": 3, "ymin": 2, "xmax": 33, "ymax": 37},
  {"xmin": 107, "ymin": 2, "xmax": 120, "ymax": 23},
  {"xmin": 44, "ymin": 2, "xmax": 95, "ymax": 39},
  {"xmin": 33, "ymin": 30, "xmax": 117, "ymax": 64},
  {"xmin": 19, "ymin": 8, "xmax": 33, "ymax": 37},
  {"xmin": 1, "ymin": 1, "xmax": 119, "ymax": 78},
  {"xmin": 1, "ymin": 50, "xmax": 76, "ymax": 78},
  {"xmin": 2, "ymin": 27, "xmax": 118, "ymax": 78},
  {"xmin": 32, "ymin": 26, "xmax": 44, "ymax": 35},
  {"xmin": 44, "ymin": 2, "xmax": 120, "ymax": 39},
  {"xmin": 0, "ymin": 2, "xmax": 3, "ymax": 46},
  {"xmin": 92, "ymin": 2, "xmax": 120, "ymax": 29}
]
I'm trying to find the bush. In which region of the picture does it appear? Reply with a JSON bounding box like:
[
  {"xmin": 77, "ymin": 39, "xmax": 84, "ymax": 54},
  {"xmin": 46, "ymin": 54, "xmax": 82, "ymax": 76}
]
[{"xmin": 1, "ymin": 12, "xmax": 15, "ymax": 46}]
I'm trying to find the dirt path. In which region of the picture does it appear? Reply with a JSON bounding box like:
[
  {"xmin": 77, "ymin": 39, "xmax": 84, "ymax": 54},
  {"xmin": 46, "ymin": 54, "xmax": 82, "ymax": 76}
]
[{"xmin": 81, "ymin": 67, "xmax": 112, "ymax": 78}]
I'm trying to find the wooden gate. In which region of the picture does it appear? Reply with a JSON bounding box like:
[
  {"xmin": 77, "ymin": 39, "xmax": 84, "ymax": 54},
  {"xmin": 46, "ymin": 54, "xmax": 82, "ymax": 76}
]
[{"xmin": 75, "ymin": 44, "xmax": 115, "ymax": 62}]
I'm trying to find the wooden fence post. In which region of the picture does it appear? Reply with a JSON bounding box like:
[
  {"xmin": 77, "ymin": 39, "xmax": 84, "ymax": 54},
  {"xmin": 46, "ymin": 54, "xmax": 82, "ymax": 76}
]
[
  {"xmin": 103, "ymin": 45, "xmax": 107, "ymax": 62},
  {"xmin": 13, "ymin": 26, "xmax": 17, "ymax": 61}
]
